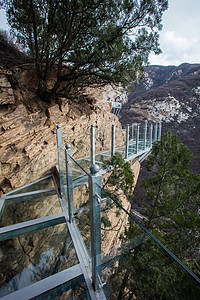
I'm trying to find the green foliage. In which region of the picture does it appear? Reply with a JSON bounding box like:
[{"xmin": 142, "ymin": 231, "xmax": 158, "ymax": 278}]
[
  {"xmin": 103, "ymin": 152, "xmax": 134, "ymax": 202},
  {"xmin": 108, "ymin": 132, "xmax": 200, "ymax": 299},
  {"xmin": 101, "ymin": 215, "xmax": 112, "ymax": 228},
  {"xmin": 140, "ymin": 132, "xmax": 200, "ymax": 260},
  {"xmin": 2, "ymin": 0, "xmax": 168, "ymax": 101}
]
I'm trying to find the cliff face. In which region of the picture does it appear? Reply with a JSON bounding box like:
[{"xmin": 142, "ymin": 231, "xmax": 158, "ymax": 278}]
[{"xmin": 0, "ymin": 65, "xmax": 125, "ymax": 193}]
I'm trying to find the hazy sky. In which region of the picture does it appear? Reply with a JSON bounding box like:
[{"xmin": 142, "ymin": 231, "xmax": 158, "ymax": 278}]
[
  {"xmin": 149, "ymin": 0, "xmax": 200, "ymax": 66},
  {"xmin": 0, "ymin": 0, "xmax": 200, "ymax": 67}
]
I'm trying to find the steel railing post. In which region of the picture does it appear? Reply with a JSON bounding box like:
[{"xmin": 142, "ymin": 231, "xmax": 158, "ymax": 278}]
[
  {"xmin": 65, "ymin": 144, "xmax": 74, "ymax": 223},
  {"xmin": 154, "ymin": 123, "xmax": 158, "ymax": 142},
  {"xmin": 144, "ymin": 120, "xmax": 147, "ymax": 150},
  {"xmin": 111, "ymin": 124, "xmax": 115, "ymax": 156},
  {"xmin": 150, "ymin": 123, "xmax": 153, "ymax": 148},
  {"xmin": 125, "ymin": 124, "xmax": 129, "ymax": 159},
  {"xmin": 89, "ymin": 164, "xmax": 102, "ymax": 290},
  {"xmin": 158, "ymin": 122, "xmax": 162, "ymax": 141},
  {"xmin": 91, "ymin": 124, "xmax": 95, "ymax": 166},
  {"xmin": 56, "ymin": 125, "xmax": 62, "ymax": 149},
  {"xmin": 56, "ymin": 125, "xmax": 66, "ymax": 200},
  {"xmin": 136, "ymin": 123, "xmax": 139, "ymax": 153}
]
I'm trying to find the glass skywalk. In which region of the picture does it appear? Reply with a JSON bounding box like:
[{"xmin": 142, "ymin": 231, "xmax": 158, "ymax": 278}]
[{"xmin": 0, "ymin": 122, "xmax": 199, "ymax": 299}]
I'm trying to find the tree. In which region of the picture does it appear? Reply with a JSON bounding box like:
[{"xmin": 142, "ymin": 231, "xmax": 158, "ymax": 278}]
[
  {"xmin": 106, "ymin": 132, "xmax": 200, "ymax": 299},
  {"xmin": 103, "ymin": 152, "xmax": 134, "ymax": 203},
  {"xmin": 101, "ymin": 152, "xmax": 134, "ymax": 228},
  {"xmin": 139, "ymin": 132, "xmax": 200, "ymax": 258},
  {"xmin": 1, "ymin": 0, "xmax": 168, "ymax": 101}
]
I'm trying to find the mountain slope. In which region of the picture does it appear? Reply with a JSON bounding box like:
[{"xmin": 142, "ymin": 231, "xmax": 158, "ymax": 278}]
[{"xmin": 120, "ymin": 63, "xmax": 200, "ymax": 172}]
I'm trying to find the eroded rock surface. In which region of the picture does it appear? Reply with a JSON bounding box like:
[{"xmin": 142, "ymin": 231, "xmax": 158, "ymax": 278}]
[{"xmin": 0, "ymin": 65, "xmax": 125, "ymax": 193}]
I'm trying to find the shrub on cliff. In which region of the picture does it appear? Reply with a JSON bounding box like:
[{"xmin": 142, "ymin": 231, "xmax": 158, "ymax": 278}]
[{"xmin": 1, "ymin": 0, "xmax": 168, "ymax": 101}]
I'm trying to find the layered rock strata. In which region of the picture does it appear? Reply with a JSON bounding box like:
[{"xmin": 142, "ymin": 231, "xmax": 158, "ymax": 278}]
[{"xmin": 0, "ymin": 66, "xmax": 125, "ymax": 193}]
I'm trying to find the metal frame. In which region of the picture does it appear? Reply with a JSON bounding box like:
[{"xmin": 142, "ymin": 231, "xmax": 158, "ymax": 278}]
[{"xmin": 0, "ymin": 212, "xmax": 66, "ymax": 241}]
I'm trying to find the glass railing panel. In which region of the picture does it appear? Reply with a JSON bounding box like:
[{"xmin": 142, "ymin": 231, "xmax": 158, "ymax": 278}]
[
  {"xmin": 58, "ymin": 148, "xmax": 67, "ymax": 202},
  {"xmin": 74, "ymin": 182, "xmax": 91, "ymax": 255},
  {"xmin": 152, "ymin": 124, "xmax": 158, "ymax": 143},
  {"xmin": 100, "ymin": 188, "xmax": 134, "ymax": 263},
  {"xmin": 63, "ymin": 129, "xmax": 91, "ymax": 160},
  {"xmin": 0, "ymin": 223, "xmax": 78, "ymax": 297},
  {"xmin": 96, "ymin": 126, "xmax": 112, "ymax": 154},
  {"xmin": 138, "ymin": 125, "xmax": 144, "ymax": 152},
  {"xmin": 67, "ymin": 156, "xmax": 91, "ymax": 256},
  {"xmin": 146, "ymin": 124, "xmax": 151, "ymax": 148},
  {"xmin": 75, "ymin": 157, "xmax": 91, "ymax": 174},
  {"xmin": 115, "ymin": 146, "xmax": 125, "ymax": 157},
  {"xmin": 95, "ymin": 153, "xmax": 111, "ymax": 165},
  {"xmin": 99, "ymin": 188, "xmax": 200, "ymax": 299},
  {"xmin": 128, "ymin": 141, "xmax": 136, "ymax": 156},
  {"xmin": 115, "ymin": 126, "xmax": 126, "ymax": 149},
  {"xmin": 74, "ymin": 193, "xmax": 91, "ymax": 256},
  {"xmin": 128, "ymin": 124, "xmax": 138, "ymax": 156},
  {"xmin": 67, "ymin": 156, "xmax": 89, "ymax": 188},
  {"xmin": 0, "ymin": 190, "xmax": 61, "ymax": 227},
  {"xmin": 8, "ymin": 176, "xmax": 55, "ymax": 195},
  {"xmin": 129, "ymin": 123, "xmax": 136, "ymax": 142}
]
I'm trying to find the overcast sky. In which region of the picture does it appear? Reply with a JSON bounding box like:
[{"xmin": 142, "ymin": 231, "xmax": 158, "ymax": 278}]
[
  {"xmin": 0, "ymin": 0, "xmax": 200, "ymax": 67},
  {"xmin": 149, "ymin": 0, "xmax": 200, "ymax": 66}
]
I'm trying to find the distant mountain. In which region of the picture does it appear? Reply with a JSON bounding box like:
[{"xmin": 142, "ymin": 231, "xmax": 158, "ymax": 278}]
[{"xmin": 120, "ymin": 63, "xmax": 200, "ymax": 172}]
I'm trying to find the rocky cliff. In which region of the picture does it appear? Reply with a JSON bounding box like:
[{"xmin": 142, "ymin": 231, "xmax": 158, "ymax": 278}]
[
  {"xmin": 0, "ymin": 65, "xmax": 125, "ymax": 193},
  {"xmin": 120, "ymin": 63, "xmax": 200, "ymax": 172}
]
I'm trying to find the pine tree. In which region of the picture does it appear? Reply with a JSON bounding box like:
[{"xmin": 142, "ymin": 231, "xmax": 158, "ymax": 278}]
[
  {"xmin": 1, "ymin": 0, "xmax": 168, "ymax": 101},
  {"xmin": 108, "ymin": 132, "xmax": 200, "ymax": 299}
]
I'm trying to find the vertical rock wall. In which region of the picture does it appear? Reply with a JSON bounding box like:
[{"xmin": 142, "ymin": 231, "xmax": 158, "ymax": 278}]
[{"xmin": 0, "ymin": 68, "xmax": 125, "ymax": 193}]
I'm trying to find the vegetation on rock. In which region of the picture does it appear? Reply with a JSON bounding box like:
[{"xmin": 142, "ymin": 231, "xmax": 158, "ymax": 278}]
[{"xmin": 1, "ymin": 0, "xmax": 168, "ymax": 101}]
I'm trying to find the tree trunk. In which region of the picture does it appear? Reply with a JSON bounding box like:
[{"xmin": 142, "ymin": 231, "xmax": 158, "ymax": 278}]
[{"xmin": 117, "ymin": 268, "xmax": 130, "ymax": 300}]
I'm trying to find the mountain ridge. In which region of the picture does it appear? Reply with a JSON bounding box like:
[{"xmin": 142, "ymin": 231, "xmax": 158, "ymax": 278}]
[{"xmin": 120, "ymin": 63, "xmax": 200, "ymax": 172}]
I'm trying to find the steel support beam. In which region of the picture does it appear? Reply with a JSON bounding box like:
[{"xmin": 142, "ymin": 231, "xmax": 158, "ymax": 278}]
[
  {"xmin": 5, "ymin": 188, "xmax": 56, "ymax": 204},
  {"xmin": 1, "ymin": 264, "xmax": 84, "ymax": 300},
  {"xmin": 0, "ymin": 213, "xmax": 65, "ymax": 241}
]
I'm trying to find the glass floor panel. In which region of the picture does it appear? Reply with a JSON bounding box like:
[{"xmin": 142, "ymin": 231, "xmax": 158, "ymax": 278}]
[
  {"xmin": 38, "ymin": 281, "xmax": 90, "ymax": 300},
  {"xmin": 8, "ymin": 176, "xmax": 55, "ymax": 195},
  {"xmin": 0, "ymin": 223, "xmax": 78, "ymax": 297},
  {"xmin": 0, "ymin": 191, "xmax": 62, "ymax": 227}
]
